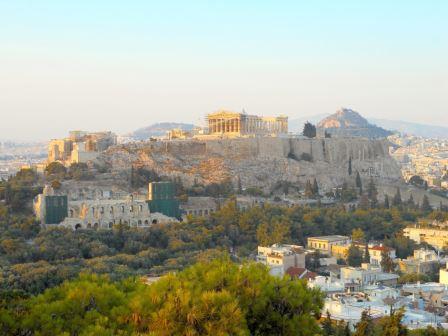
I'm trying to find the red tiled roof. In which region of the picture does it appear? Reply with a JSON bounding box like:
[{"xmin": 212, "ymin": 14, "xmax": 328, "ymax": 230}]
[
  {"xmin": 369, "ymin": 245, "xmax": 393, "ymax": 252},
  {"xmin": 286, "ymin": 267, "xmax": 316, "ymax": 280},
  {"xmin": 286, "ymin": 267, "xmax": 306, "ymax": 277}
]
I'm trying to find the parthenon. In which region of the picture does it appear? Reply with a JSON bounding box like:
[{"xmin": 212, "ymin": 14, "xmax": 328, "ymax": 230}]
[{"xmin": 206, "ymin": 110, "xmax": 288, "ymax": 137}]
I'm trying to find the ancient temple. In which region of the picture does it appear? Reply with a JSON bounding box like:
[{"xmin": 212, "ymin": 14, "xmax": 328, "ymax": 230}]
[{"xmin": 206, "ymin": 110, "xmax": 288, "ymax": 136}]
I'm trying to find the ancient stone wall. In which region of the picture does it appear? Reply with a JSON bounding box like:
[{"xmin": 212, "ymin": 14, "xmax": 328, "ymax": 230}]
[{"xmin": 101, "ymin": 137, "xmax": 402, "ymax": 192}]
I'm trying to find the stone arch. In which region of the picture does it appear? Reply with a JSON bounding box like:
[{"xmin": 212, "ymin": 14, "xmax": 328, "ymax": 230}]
[
  {"xmin": 87, "ymin": 223, "xmax": 92, "ymax": 229},
  {"xmin": 121, "ymin": 205, "xmax": 125, "ymax": 213},
  {"xmin": 75, "ymin": 223, "xmax": 81, "ymax": 230},
  {"xmin": 152, "ymin": 219, "xmax": 158, "ymax": 224},
  {"xmin": 93, "ymin": 223, "xmax": 98, "ymax": 229},
  {"xmin": 109, "ymin": 222, "xmax": 113, "ymax": 228},
  {"xmin": 69, "ymin": 209, "xmax": 74, "ymax": 217},
  {"xmin": 144, "ymin": 220, "xmax": 149, "ymax": 225}
]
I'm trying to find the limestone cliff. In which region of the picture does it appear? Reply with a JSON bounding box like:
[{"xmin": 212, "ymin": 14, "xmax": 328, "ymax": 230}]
[{"xmin": 101, "ymin": 137, "xmax": 402, "ymax": 192}]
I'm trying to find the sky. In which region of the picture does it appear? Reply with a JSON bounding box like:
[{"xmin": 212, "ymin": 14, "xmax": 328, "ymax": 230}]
[{"xmin": 0, "ymin": 1, "xmax": 447, "ymax": 141}]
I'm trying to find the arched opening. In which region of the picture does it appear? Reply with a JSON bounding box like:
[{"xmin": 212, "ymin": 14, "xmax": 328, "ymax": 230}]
[
  {"xmin": 144, "ymin": 220, "xmax": 149, "ymax": 225},
  {"xmin": 121, "ymin": 205, "xmax": 125, "ymax": 213},
  {"xmin": 87, "ymin": 223, "xmax": 92, "ymax": 229},
  {"xmin": 93, "ymin": 223, "xmax": 98, "ymax": 229},
  {"xmin": 69, "ymin": 209, "xmax": 74, "ymax": 218},
  {"xmin": 75, "ymin": 223, "xmax": 81, "ymax": 230},
  {"xmin": 138, "ymin": 220, "xmax": 142, "ymax": 225},
  {"xmin": 139, "ymin": 204, "xmax": 143, "ymax": 212},
  {"xmin": 152, "ymin": 219, "xmax": 158, "ymax": 224},
  {"xmin": 109, "ymin": 222, "xmax": 113, "ymax": 228}
]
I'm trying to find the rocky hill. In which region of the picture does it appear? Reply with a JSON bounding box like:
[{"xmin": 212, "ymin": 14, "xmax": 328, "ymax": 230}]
[
  {"xmin": 317, "ymin": 108, "xmax": 392, "ymax": 138},
  {"xmin": 130, "ymin": 122, "xmax": 195, "ymax": 140},
  {"xmin": 100, "ymin": 137, "xmax": 402, "ymax": 193}
]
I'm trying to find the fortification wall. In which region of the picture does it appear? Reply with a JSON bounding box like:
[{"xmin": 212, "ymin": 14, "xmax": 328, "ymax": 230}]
[{"xmin": 103, "ymin": 137, "xmax": 401, "ymax": 192}]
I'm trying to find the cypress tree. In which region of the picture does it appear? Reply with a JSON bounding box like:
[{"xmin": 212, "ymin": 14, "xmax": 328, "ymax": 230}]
[
  {"xmin": 348, "ymin": 157, "xmax": 352, "ymax": 176},
  {"xmin": 355, "ymin": 171, "xmax": 362, "ymax": 194},
  {"xmin": 384, "ymin": 194, "xmax": 390, "ymax": 209},
  {"xmin": 421, "ymin": 195, "xmax": 432, "ymax": 212},
  {"xmin": 392, "ymin": 187, "xmax": 402, "ymax": 207},
  {"xmin": 312, "ymin": 178, "xmax": 319, "ymax": 197}
]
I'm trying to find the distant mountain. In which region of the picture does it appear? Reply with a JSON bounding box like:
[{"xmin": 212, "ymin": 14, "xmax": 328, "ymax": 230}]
[
  {"xmin": 131, "ymin": 122, "xmax": 195, "ymax": 140},
  {"xmin": 317, "ymin": 108, "xmax": 393, "ymax": 138},
  {"xmin": 368, "ymin": 118, "xmax": 448, "ymax": 139}
]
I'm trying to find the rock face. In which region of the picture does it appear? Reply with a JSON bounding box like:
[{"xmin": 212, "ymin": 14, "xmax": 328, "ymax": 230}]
[
  {"xmin": 101, "ymin": 137, "xmax": 402, "ymax": 193},
  {"xmin": 318, "ymin": 108, "xmax": 392, "ymax": 139}
]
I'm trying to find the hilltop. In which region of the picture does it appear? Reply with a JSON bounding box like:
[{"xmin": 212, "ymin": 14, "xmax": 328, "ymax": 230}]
[
  {"xmin": 317, "ymin": 108, "xmax": 392, "ymax": 138},
  {"xmin": 130, "ymin": 122, "xmax": 195, "ymax": 140}
]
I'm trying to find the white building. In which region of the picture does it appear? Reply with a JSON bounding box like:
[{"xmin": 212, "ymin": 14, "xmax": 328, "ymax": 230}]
[{"xmin": 257, "ymin": 243, "xmax": 305, "ymax": 276}]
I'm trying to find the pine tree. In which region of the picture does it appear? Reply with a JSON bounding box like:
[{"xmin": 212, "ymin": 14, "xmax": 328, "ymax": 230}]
[
  {"xmin": 384, "ymin": 194, "xmax": 390, "ymax": 209},
  {"xmin": 354, "ymin": 310, "xmax": 374, "ymax": 336},
  {"xmin": 392, "ymin": 187, "xmax": 402, "ymax": 207},
  {"xmin": 303, "ymin": 122, "xmax": 317, "ymax": 138},
  {"xmin": 355, "ymin": 171, "xmax": 362, "ymax": 194}
]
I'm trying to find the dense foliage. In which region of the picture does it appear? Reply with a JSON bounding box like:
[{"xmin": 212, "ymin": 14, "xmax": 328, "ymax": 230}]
[{"xmin": 0, "ymin": 258, "xmax": 323, "ymax": 336}]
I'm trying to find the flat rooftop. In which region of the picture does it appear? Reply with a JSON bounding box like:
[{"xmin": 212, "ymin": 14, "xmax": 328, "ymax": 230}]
[{"xmin": 308, "ymin": 235, "xmax": 350, "ymax": 242}]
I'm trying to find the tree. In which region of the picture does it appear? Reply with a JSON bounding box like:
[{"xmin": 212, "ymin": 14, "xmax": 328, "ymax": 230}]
[
  {"xmin": 379, "ymin": 309, "xmax": 408, "ymax": 336},
  {"xmin": 351, "ymin": 228, "xmax": 365, "ymax": 243},
  {"xmin": 348, "ymin": 157, "xmax": 352, "ymax": 176},
  {"xmin": 69, "ymin": 162, "xmax": 91, "ymax": 180},
  {"xmin": 381, "ymin": 250, "xmax": 395, "ymax": 273},
  {"xmin": 304, "ymin": 180, "xmax": 314, "ymax": 198},
  {"xmin": 367, "ymin": 178, "xmax": 378, "ymax": 207},
  {"xmin": 131, "ymin": 257, "xmax": 324, "ymax": 336},
  {"xmin": 392, "ymin": 187, "xmax": 402, "ymax": 207},
  {"xmin": 355, "ymin": 171, "xmax": 363, "ymax": 194},
  {"xmin": 384, "ymin": 194, "xmax": 390, "ymax": 209},
  {"xmin": 363, "ymin": 243, "xmax": 370, "ymax": 263},
  {"xmin": 45, "ymin": 162, "xmax": 66, "ymax": 179},
  {"xmin": 347, "ymin": 244, "xmax": 363, "ymax": 267},
  {"xmin": 407, "ymin": 194, "xmax": 415, "ymax": 209},
  {"xmin": 322, "ymin": 311, "xmax": 334, "ymax": 336},
  {"xmin": 421, "ymin": 195, "xmax": 432, "ymax": 212},
  {"xmin": 303, "ymin": 122, "xmax": 317, "ymax": 138},
  {"xmin": 312, "ymin": 178, "xmax": 319, "ymax": 197},
  {"xmin": 409, "ymin": 175, "xmax": 425, "ymax": 188},
  {"xmin": 354, "ymin": 310, "xmax": 374, "ymax": 336},
  {"xmin": 359, "ymin": 194, "xmax": 370, "ymax": 210}
]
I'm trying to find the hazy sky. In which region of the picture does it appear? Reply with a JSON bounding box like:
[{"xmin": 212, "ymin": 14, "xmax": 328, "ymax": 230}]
[{"xmin": 1, "ymin": 1, "xmax": 447, "ymax": 141}]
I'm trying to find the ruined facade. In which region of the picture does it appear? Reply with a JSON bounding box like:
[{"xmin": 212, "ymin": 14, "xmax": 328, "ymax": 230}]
[
  {"xmin": 206, "ymin": 110, "xmax": 288, "ymax": 137},
  {"xmin": 48, "ymin": 131, "xmax": 116, "ymax": 165}
]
